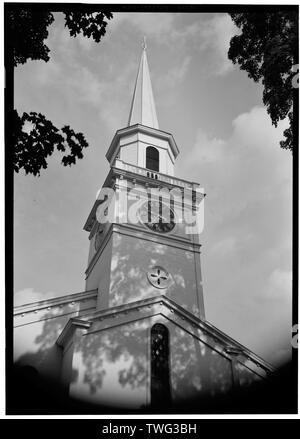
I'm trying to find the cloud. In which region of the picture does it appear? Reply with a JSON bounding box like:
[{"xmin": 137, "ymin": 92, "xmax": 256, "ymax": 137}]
[
  {"xmin": 178, "ymin": 106, "xmax": 292, "ymax": 363},
  {"xmin": 200, "ymin": 14, "xmax": 238, "ymax": 75},
  {"xmin": 14, "ymin": 21, "xmax": 108, "ymax": 112},
  {"xmin": 269, "ymin": 269, "xmax": 292, "ymax": 291},
  {"xmin": 166, "ymin": 14, "xmax": 238, "ymax": 76},
  {"xmin": 14, "ymin": 288, "xmax": 61, "ymax": 307},
  {"xmin": 32, "ymin": 59, "xmax": 61, "ymax": 86},
  {"xmin": 211, "ymin": 236, "xmax": 236, "ymax": 255},
  {"xmin": 109, "ymin": 13, "xmax": 175, "ymax": 39},
  {"xmin": 189, "ymin": 130, "xmax": 226, "ymax": 164},
  {"xmin": 110, "ymin": 13, "xmax": 237, "ymax": 77},
  {"xmin": 97, "ymin": 59, "xmax": 137, "ymax": 131},
  {"xmin": 69, "ymin": 66, "xmax": 106, "ymax": 107},
  {"xmin": 15, "ymin": 12, "xmax": 238, "ymax": 132},
  {"xmin": 182, "ymin": 107, "xmax": 291, "ymax": 248},
  {"xmin": 182, "ymin": 106, "xmax": 290, "ymax": 184},
  {"xmin": 157, "ymin": 56, "xmax": 191, "ymax": 90},
  {"xmin": 264, "ymin": 269, "xmax": 292, "ymax": 302},
  {"xmin": 39, "ymin": 16, "xmax": 138, "ymax": 129},
  {"xmin": 77, "ymin": 33, "xmax": 96, "ymax": 52}
]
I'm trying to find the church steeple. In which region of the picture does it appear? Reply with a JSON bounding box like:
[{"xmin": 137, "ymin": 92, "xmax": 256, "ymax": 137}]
[
  {"xmin": 128, "ymin": 38, "xmax": 159, "ymax": 129},
  {"xmin": 105, "ymin": 40, "xmax": 179, "ymax": 173}
]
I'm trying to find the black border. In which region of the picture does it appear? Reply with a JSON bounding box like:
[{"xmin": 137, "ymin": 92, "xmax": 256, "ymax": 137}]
[{"xmin": 4, "ymin": 2, "xmax": 299, "ymax": 417}]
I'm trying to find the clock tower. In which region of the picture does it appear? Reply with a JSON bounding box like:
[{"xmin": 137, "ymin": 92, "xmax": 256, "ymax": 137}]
[{"xmin": 83, "ymin": 42, "xmax": 206, "ymax": 320}]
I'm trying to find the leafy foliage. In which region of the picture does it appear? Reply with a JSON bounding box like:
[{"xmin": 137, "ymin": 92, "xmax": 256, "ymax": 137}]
[
  {"xmin": 7, "ymin": 10, "xmax": 113, "ymax": 66},
  {"xmin": 8, "ymin": 9, "xmax": 113, "ymax": 175},
  {"xmin": 9, "ymin": 10, "xmax": 55, "ymax": 66},
  {"xmin": 64, "ymin": 11, "xmax": 113, "ymax": 42},
  {"xmin": 13, "ymin": 110, "xmax": 89, "ymax": 176},
  {"xmin": 228, "ymin": 12, "xmax": 298, "ymax": 152}
]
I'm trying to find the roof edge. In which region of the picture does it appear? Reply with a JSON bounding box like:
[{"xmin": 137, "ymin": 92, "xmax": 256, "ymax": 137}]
[
  {"xmin": 106, "ymin": 124, "xmax": 179, "ymax": 163},
  {"xmin": 14, "ymin": 289, "xmax": 98, "ymax": 315}
]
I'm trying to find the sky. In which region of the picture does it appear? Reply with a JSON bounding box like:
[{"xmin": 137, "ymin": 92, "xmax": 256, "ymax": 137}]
[{"xmin": 13, "ymin": 11, "xmax": 292, "ymax": 367}]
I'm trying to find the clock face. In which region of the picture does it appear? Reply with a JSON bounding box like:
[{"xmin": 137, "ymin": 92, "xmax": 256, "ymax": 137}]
[{"xmin": 138, "ymin": 200, "xmax": 175, "ymax": 233}]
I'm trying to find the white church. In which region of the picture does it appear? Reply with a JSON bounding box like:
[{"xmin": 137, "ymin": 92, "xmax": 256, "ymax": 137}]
[{"xmin": 13, "ymin": 43, "xmax": 274, "ymax": 412}]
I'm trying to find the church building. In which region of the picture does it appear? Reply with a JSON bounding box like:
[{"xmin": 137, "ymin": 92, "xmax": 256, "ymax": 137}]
[{"xmin": 13, "ymin": 43, "xmax": 274, "ymax": 413}]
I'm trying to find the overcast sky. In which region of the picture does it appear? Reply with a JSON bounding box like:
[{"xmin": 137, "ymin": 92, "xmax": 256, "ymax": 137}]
[{"xmin": 14, "ymin": 11, "xmax": 292, "ymax": 367}]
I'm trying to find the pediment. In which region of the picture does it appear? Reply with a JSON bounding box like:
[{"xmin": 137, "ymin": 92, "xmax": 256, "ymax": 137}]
[{"xmin": 57, "ymin": 295, "xmax": 274, "ymax": 379}]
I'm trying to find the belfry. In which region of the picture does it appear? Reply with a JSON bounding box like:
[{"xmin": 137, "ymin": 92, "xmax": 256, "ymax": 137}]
[{"xmin": 13, "ymin": 43, "xmax": 274, "ymax": 412}]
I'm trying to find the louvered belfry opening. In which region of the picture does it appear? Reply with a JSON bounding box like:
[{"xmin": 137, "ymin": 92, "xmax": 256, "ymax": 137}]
[
  {"xmin": 151, "ymin": 323, "xmax": 171, "ymax": 407},
  {"xmin": 146, "ymin": 146, "xmax": 159, "ymax": 172}
]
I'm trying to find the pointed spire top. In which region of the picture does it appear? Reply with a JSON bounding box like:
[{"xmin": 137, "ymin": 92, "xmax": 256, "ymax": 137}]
[
  {"xmin": 127, "ymin": 39, "xmax": 159, "ymax": 129},
  {"xmin": 142, "ymin": 36, "xmax": 147, "ymax": 51}
]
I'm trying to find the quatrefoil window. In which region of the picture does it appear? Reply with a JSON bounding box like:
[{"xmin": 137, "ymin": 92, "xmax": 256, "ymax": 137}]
[{"xmin": 147, "ymin": 266, "xmax": 170, "ymax": 289}]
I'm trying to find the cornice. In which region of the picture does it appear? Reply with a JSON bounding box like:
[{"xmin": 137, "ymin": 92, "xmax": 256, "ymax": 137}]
[
  {"xmin": 85, "ymin": 222, "xmax": 201, "ymax": 278},
  {"xmin": 112, "ymin": 161, "xmax": 202, "ymax": 190},
  {"xmin": 83, "ymin": 165, "xmax": 204, "ymax": 233},
  {"xmin": 14, "ymin": 289, "xmax": 98, "ymax": 316},
  {"xmin": 56, "ymin": 317, "xmax": 92, "ymax": 348},
  {"xmin": 112, "ymin": 223, "xmax": 201, "ymax": 252},
  {"xmin": 106, "ymin": 124, "xmax": 180, "ymax": 163}
]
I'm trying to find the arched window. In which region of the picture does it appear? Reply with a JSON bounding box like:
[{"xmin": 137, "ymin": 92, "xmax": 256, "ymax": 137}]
[
  {"xmin": 151, "ymin": 323, "xmax": 171, "ymax": 406},
  {"xmin": 146, "ymin": 146, "xmax": 159, "ymax": 172}
]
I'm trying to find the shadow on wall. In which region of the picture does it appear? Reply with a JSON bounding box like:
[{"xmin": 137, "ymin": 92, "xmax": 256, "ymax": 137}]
[
  {"xmin": 69, "ymin": 318, "xmax": 235, "ymax": 407},
  {"xmin": 71, "ymin": 320, "xmax": 149, "ymax": 405},
  {"xmin": 14, "ymin": 311, "xmax": 68, "ymax": 381},
  {"xmin": 13, "ymin": 314, "xmax": 232, "ymax": 411},
  {"xmin": 108, "ymin": 231, "xmax": 202, "ymax": 316},
  {"xmin": 10, "ymin": 301, "xmax": 298, "ymax": 414}
]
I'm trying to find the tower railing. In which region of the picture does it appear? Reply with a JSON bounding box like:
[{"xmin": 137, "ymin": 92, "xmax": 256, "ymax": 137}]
[{"xmin": 114, "ymin": 158, "xmax": 200, "ymax": 190}]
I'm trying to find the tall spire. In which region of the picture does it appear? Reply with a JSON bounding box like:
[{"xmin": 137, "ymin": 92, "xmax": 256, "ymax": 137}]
[{"xmin": 128, "ymin": 38, "xmax": 159, "ymax": 129}]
